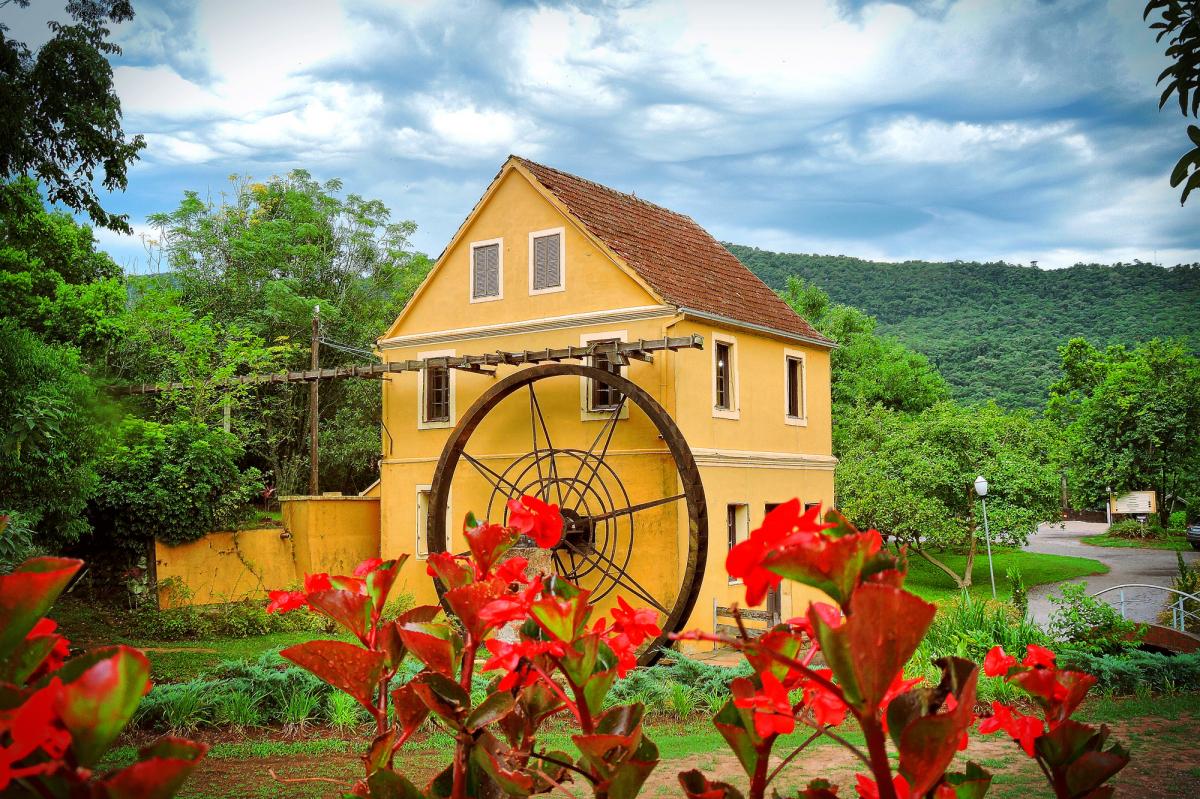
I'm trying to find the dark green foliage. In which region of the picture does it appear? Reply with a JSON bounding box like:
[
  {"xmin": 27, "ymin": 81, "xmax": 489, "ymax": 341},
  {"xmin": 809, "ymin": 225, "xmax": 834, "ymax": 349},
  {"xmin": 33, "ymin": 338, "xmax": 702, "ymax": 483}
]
[
  {"xmin": 1049, "ymin": 583, "xmax": 1144, "ymax": 656},
  {"xmin": 1058, "ymin": 650, "xmax": 1200, "ymax": 695},
  {"xmin": 1107, "ymin": 519, "xmax": 1157, "ymax": 540},
  {"xmin": 607, "ymin": 650, "xmax": 751, "ymax": 707},
  {"xmin": 1145, "ymin": 1, "xmax": 1200, "ymax": 204},
  {"xmin": 1006, "ymin": 566, "xmax": 1028, "ymax": 618},
  {"xmin": 728, "ymin": 244, "xmax": 1200, "ymax": 409},
  {"xmin": 90, "ymin": 418, "xmax": 265, "ymax": 547},
  {"xmin": 0, "ymin": 322, "xmax": 104, "ymax": 544},
  {"xmin": 0, "ymin": 178, "xmax": 124, "ymax": 349},
  {"xmin": 0, "ymin": 1, "xmax": 144, "ymax": 232},
  {"xmin": 1048, "ymin": 338, "xmax": 1200, "ymax": 518}
]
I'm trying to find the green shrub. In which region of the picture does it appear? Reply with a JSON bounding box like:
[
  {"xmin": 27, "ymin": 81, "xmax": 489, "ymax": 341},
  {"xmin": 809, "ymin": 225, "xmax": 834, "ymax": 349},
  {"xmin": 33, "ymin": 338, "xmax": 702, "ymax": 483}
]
[
  {"xmin": 911, "ymin": 592, "xmax": 1049, "ymax": 670},
  {"xmin": 1006, "ymin": 566, "xmax": 1028, "ymax": 618},
  {"xmin": 214, "ymin": 688, "xmax": 265, "ymax": 730},
  {"xmin": 1107, "ymin": 519, "xmax": 1157, "ymax": 540},
  {"xmin": 277, "ymin": 685, "xmax": 322, "ymax": 734},
  {"xmin": 1058, "ymin": 650, "xmax": 1200, "ymax": 695},
  {"xmin": 90, "ymin": 418, "xmax": 264, "ymax": 548},
  {"xmin": 665, "ymin": 682, "xmax": 697, "ymax": 719},
  {"xmin": 1048, "ymin": 582, "xmax": 1143, "ymax": 655},
  {"xmin": 148, "ymin": 681, "xmax": 213, "ymax": 733},
  {"xmin": 606, "ymin": 650, "xmax": 751, "ymax": 707},
  {"xmin": 0, "ymin": 511, "xmax": 41, "ymax": 574},
  {"xmin": 1169, "ymin": 510, "xmax": 1188, "ymax": 530}
]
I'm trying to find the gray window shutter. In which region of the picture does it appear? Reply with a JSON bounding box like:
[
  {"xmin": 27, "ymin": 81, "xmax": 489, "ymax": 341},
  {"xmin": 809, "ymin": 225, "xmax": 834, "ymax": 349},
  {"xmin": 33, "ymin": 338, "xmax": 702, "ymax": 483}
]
[
  {"xmin": 473, "ymin": 244, "xmax": 499, "ymax": 298},
  {"xmin": 533, "ymin": 234, "xmax": 561, "ymax": 290}
]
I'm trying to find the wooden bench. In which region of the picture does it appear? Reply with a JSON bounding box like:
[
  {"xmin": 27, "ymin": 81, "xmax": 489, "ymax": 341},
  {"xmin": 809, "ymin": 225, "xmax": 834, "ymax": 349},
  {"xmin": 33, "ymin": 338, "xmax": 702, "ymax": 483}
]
[{"xmin": 714, "ymin": 603, "xmax": 778, "ymax": 639}]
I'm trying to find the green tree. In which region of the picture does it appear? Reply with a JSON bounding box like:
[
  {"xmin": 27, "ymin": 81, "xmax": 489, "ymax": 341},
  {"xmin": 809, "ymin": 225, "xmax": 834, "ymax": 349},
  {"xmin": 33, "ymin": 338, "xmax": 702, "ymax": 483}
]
[
  {"xmin": 0, "ymin": 0, "xmax": 144, "ymax": 231},
  {"xmin": 0, "ymin": 321, "xmax": 105, "ymax": 545},
  {"xmin": 836, "ymin": 401, "xmax": 1060, "ymax": 588},
  {"xmin": 1048, "ymin": 337, "xmax": 1200, "ymax": 524},
  {"xmin": 781, "ymin": 276, "xmax": 949, "ymax": 423},
  {"xmin": 89, "ymin": 418, "xmax": 264, "ymax": 548},
  {"xmin": 1145, "ymin": 0, "xmax": 1200, "ymax": 204},
  {"xmin": 144, "ymin": 171, "xmax": 431, "ymax": 493},
  {"xmin": 0, "ymin": 177, "xmax": 125, "ymax": 351}
]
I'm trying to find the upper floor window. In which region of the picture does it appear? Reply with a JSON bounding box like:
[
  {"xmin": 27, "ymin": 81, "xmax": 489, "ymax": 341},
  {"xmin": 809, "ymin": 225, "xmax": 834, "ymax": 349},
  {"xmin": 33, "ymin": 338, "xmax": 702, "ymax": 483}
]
[
  {"xmin": 529, "ymin": 228, "xmax": 564, "ymax": 294},
  {"xmin": 471, "ymin": 239, "xmax": 502, "ymax": 301},
  {"xmin": 424, "ymin": 365, "xmax": 450, "ymax": 423},
  {"xmin": 784, "ymin": 349, "xmax": 807, "ymax": 426},
  {"xmin": 712, "ymin": 333, "xmax": 739, "ymax": 419}
]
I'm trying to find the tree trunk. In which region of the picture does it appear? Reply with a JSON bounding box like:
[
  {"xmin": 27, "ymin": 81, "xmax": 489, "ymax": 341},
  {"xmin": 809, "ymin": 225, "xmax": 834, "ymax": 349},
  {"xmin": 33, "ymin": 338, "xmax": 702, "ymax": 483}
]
[{"xmin": 913, "ymin": 546, "xmax": 968, "ymax": 590}]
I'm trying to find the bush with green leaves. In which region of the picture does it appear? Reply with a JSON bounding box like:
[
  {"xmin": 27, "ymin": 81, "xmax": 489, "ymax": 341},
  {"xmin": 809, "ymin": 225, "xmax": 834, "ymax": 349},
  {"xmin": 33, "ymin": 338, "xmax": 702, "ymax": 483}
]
[
  {"xmin": 1006, "ymin": 566, "xmax": 1028, "ymax": 618},
  {"xmin": 1048, "ymin": 582, "xmax": 1143, "ymax": 655},
  {"xmin": 1107, "ymin": 519, "xmax": 1158, "ymax": 540},
  {"xmin": 90, "ymin": 417, "xmax": 264, "ymax": 547},
  {"xmin": 1058, "ymin": 650, "xmax": 1200, "ymax": 695},
  {"xmin": 1169, "ymin": 510, "xmax": 1188, "ymax": 530}
]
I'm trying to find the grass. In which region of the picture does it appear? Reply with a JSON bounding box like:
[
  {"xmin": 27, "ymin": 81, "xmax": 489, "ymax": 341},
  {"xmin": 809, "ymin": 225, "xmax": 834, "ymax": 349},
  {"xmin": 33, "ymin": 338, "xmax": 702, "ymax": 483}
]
[
  {"xmin": 903, "ymin": 547, "xmax": 1107, "ymax": 604},
  {"xmin": 1082, "ymin": 532, "xmax": 1192, "ymax": 551},
  {"xmin": 136, "ymin": 631, "xmax": 331, "ymax": 682}
]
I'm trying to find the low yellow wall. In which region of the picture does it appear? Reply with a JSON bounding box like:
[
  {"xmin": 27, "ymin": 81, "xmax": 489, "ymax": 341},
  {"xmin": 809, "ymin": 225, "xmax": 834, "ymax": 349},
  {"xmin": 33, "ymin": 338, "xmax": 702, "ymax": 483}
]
[{"xmin": 154, "ymin": 496, "xmax": 381, "ymax": 608}]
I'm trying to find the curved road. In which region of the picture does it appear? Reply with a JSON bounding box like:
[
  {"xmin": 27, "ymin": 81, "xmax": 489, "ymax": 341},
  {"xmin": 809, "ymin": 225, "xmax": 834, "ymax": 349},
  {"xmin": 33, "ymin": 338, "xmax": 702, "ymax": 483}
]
[{"xmin": 1023, "ymin": 521, "xmax": 1198, "ymax": 626}]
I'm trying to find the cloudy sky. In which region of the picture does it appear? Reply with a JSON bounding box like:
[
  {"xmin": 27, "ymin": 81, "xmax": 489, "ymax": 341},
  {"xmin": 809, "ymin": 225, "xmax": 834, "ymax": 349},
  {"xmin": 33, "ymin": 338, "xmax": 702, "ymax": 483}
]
[{"xmin": 10, "ymin": 0, "xmax": 1198, "ymax": 269}]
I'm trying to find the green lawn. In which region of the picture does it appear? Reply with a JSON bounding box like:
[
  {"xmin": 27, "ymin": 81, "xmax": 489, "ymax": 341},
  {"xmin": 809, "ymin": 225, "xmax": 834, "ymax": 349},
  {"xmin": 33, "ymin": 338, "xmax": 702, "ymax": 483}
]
[
  {"xmin": 903, "ymin": 546, "xmax": 1108, "ymax": 604},
  {"xmin": 136, "ymin": 631, "xmax": 333, "ymax": 681},
  {"xmin": 1082, "ymin": 532, "xmax": 1192, "ymax": 552}
]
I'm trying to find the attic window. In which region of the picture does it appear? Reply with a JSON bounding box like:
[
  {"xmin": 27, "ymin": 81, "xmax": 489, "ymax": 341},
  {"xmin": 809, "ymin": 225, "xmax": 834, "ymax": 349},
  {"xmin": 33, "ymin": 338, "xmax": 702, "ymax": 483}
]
[
  {"xmin": 471, "ymin": 240, "xmax": 502, "ymax": 301},
  {"xmin": 530, "ymin": 229, "xmax": 564, "ymax": 293}
]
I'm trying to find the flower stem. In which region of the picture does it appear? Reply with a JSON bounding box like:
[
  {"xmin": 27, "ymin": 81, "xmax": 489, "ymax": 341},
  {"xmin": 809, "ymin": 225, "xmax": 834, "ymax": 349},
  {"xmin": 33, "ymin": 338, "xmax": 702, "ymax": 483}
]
[
  {"xmin": 861, "ymin": 715, "xmax": 897, "ymax": 799},
  {"xmin": 748, "ymin": 738, "xmax": 773, "ymax": 799},
  {"xmin": 451, "ymin": 634, "xmax": 477, "ymax": 799}
]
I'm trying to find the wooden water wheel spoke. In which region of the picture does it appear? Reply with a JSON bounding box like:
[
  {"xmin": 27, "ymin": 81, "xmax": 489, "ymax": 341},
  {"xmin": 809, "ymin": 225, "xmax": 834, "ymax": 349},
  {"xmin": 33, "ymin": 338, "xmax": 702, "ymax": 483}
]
[
  {"xmin": 461, "ymin": 452, "xmax": 525, "ymax": 499},
  {"xmin": 560, "ymin": 539, "xmax": 670, "ymax": 615},
  {"xmin": 588, "ymin": 493, "xmax": 688, "ymax": 524},
  {"xmin": 527, "ymin": 384, "xmax": 566, "ymax": 507},
  {"xmin": 429, "ymin": 363, "xmax": 708, "ymax": 665}
]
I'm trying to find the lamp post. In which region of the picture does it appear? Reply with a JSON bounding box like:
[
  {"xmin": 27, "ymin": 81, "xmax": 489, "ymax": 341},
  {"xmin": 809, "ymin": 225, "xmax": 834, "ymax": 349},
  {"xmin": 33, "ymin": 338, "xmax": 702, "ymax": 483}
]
[
  {"xmin": 1106, "ymin": 486, "xmax": 1112, "ymax": 526},
  {"xmin": 974, "ymin": 475, "xmax": 996, "ymax": 599}
]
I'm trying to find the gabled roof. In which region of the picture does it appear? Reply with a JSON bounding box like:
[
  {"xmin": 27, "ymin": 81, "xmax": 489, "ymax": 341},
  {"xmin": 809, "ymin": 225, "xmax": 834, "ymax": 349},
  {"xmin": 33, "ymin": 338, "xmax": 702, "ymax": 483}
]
[{"xmin": 512, "ymin": 156, "xmax": 831, "ymax": 346}]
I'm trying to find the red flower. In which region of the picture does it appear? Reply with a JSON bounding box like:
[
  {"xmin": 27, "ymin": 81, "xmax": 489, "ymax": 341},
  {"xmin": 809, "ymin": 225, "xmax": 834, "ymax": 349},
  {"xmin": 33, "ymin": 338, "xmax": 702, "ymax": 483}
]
[
  {"xmin": 1022, "ymin": 643, "xmax": 1056, "ymax": 669},
  {"xmin": 727, "ymin": 500, "xmax": 832, "ymax": 606},
  {"xmin": 266, "ymin": 590, "xmax": 307, "ymax": 614},
  {"xmin": 353, "ymin": 558, "xmax": 383, "ymax": 577},
  {"xmin": 495, "ymin": 556, "xmax": 531, "ymax": 585},
  {"xmin": 878, "ymin": 672, "xmax": 923, "ymax": 733},
  {"xmin": 855, "ymin": 772, "xmax": 910, "ymax": 799},
  {"xmin": 305, "ymin": 572, "xmax": 332, "ymax": 593},
  {"xmin": 507, "ymin": 495, "xmax": 563, "ymax": 548},
  {"xmin": 481, "ymin": 638, "xmax": 565, "ymax": 690},
  {"xmin": 733, "ymin": 672, "xmax": 796, "ymax": 737},
  {"xmin": 0, "ymin": 678, "xmax": 71, "ymax": 790},
  {"xmin": 1012, "ymin": 667, "xmax": 1095, "ymax": 726},
  {"xmin": 426, "ymin": 552, "xmax": 474, "ymax": 589},
  {"xmin": 609, "ymin": 596, "xmax": 661, "ymax": 647},
  {"xmin": 801, "ymin": 669, "xmax": 847, "ymax": 727},
  {"xmin": 978, "ymin": 701, "xmax": 1043, "ymax": 756},
  {"xmin": 608, "ymin": 633, "xmax": 639, "ymax": 678},
  {"xmin": 24, "ymin": 619, "xmax": 69, "ymax": 679},
  {"xmin": 983, "ymin": 645, "xmax": 1018, "ymax": 677},
  {"xmin": 478, "ymin": 577, "xmax": 543, "ymax": 629}
]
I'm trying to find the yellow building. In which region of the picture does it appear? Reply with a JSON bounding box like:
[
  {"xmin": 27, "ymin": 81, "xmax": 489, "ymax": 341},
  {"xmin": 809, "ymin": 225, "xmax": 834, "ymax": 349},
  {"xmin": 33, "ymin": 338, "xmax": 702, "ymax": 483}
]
[{"xmin": 374, "ymin": 156, "xmax": 836, "ymax": 650}]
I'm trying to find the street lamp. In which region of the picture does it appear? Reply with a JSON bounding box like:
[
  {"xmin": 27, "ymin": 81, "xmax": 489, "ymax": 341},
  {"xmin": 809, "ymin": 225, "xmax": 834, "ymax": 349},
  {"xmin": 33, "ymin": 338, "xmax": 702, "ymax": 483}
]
[{"xmin": 974, "ymin": 475, "xmax": 996, "ymax": 599}]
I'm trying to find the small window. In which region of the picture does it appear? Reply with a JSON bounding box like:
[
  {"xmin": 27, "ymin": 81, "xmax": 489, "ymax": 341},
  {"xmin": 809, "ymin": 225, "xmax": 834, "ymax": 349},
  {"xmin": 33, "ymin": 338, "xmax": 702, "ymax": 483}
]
[
  {"xmin": 786, "ymin": 355, "xmax": 805, "ymax": 419},
  {"xmin": 715, "ymin": 341, "xmax": 732, "ymax": 410},
  {"xmin": 471, "ymin": 241, "xmax": 501, "ymax": 300},
  {"xmin": 727, "ymin": 504, "xmax": 748, "ymax": 582},
  {"xmin": 531, "ymin": 232, "xmax": 562, "ymax": 291},
  {"xmin": 424, "ymin": 365, "xmax": 450, "ymax": 423},
  {"xmin": 589, "ymin": 339, "xmax": 624, "ymax": 411}
]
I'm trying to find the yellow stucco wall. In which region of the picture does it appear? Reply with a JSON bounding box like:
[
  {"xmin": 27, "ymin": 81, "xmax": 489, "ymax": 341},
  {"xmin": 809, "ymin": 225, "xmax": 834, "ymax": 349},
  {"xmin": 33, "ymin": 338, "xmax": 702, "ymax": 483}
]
[{"xmin": 154, "ymin": 497, "xmax": 380, "ymax": 608}]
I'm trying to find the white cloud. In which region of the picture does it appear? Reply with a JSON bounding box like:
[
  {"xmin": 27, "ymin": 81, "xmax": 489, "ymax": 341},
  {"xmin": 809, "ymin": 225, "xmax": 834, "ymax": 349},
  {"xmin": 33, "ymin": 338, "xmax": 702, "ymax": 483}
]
[
  {"xmin": 864, "ymin": 116, "xmax": 1085, "ymax": 164},
  {"xmin": 392, "ymin": 96, "xmax": 544, "ymax": 163}
]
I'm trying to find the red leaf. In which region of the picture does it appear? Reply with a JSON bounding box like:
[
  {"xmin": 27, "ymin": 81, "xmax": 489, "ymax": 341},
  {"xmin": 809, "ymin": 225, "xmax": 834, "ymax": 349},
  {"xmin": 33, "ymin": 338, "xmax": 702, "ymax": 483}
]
[
  {"xmin": 57, "ymin": 645, "xmax": 151, "ymax": 767},
  {"xmin": 464, "ymin": 521, "xmax": 519, "ymax": 574},
  {"xmin": 0, "ymin": 557, "xmax": 81, "ymax": 661},
  {"xmin": 390, "ymin": 682, "xmax": 431, "ymax": 746},
  {"xmin": 365, "ymin": 556, "xmax": 409, "ymax": 616},
  {"xmin": 98, "ymin": 737, "xmax": 208, "ymax": 799},
  {"xmin": 397, "ymin": 622, "xmax": 458, "ymax": 677},
  {"xmin": 898, "ymin": 666, "xmax": 979, "ymax": 796},
  {"xmin": 280, "ymin": 640, "xmax": 385, "ymax": 710},
  {"xmin": 678, "ymin": 769, "xmax": 746, "ymax": 799},
  {"xmin": 444, "ymin": 578, "xmax": 507, "ymax": 640},
  {"xmin": 307, "ymin": 589, "xmax": 372, "ymax": 643}
]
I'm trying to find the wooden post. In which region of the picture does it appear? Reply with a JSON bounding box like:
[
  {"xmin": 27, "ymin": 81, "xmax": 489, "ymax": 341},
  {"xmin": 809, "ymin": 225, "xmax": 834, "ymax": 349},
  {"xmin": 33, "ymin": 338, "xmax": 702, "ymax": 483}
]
[{"xmin": 309, "ymin": 306, "xmax": 320, "ymax": 496}]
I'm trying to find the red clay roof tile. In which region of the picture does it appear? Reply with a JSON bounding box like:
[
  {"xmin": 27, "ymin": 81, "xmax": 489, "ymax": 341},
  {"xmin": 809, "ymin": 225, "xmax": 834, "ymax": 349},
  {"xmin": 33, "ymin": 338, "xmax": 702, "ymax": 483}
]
[{"xmin": 512, "ymin": 156, "xmax": 830, "ymax": 345}]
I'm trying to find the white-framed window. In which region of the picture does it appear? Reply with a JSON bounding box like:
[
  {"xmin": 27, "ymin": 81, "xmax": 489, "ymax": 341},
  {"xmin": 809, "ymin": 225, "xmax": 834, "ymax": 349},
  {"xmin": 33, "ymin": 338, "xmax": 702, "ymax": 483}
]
[
  {"xmin": 711, "ymin": 331, "xmax": 739, "ymax": 420},
  {"xmin": 415, "ymin": 485, "xmax": 452, "ymax": 559},
  {"xmin": 579, "ymin": 329, "xmax": 630, "ymax": 421},
  {"xmin": 417, "ymin": 349, "xmax": 456, "ymax": 430},
  {"xmin": 528, "ymin": 227, "xmax": 565, "ymax": 294},
  {"xmin": 784, "ymin": 348, "xmax": 807, "ymax": 426},
  {"xmin": 470, "ymin": 238, "xmax": 503, "ymax": 302},
  {"xmin": 727, "ymin": 503, "xmax": 748, "ymax": 584}
]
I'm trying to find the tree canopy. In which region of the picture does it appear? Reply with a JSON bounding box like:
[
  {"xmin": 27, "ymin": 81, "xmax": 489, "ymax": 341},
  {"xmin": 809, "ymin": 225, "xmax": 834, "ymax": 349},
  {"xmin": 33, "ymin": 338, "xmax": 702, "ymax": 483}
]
[{"xmin": 0, "ymin": 0, "xmax": 144, "ymax": 232}]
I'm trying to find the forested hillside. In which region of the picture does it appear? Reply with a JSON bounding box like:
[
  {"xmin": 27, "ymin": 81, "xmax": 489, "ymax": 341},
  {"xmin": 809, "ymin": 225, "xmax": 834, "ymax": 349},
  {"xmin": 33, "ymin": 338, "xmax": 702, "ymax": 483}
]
[{"xmin": 728, "ymin": 245, "xmax": 1200, "ymax": 408}]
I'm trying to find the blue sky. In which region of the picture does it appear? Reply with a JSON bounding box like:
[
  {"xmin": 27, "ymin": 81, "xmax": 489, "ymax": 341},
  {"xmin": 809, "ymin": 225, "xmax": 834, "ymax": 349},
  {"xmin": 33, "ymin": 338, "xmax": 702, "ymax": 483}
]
[{"xmin": 10, "ymin": 0, "xmax": 1198, "ymax": 270}]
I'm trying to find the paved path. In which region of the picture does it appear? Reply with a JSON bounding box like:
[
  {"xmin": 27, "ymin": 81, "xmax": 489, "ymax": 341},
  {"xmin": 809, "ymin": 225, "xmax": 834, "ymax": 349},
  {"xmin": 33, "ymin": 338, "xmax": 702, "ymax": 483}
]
[{"xmin": 1023, "ymin": 521, "xmax": 1198, "ymax": 626}]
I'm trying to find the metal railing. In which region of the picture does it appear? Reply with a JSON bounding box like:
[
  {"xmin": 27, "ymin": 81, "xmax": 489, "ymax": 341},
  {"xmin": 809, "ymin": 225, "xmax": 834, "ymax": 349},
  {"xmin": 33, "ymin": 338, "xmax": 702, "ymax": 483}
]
[{"xmin": 1090, "ymin": 584, "xmax": 1200, "ymax": 632}]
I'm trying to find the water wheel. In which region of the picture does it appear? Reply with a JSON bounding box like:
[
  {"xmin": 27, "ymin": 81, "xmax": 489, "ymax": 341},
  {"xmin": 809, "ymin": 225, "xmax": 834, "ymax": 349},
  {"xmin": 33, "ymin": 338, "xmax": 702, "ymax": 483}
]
[{"xmin": 427, "ymin": 362, "xmax": 708, "ymax": 664}]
